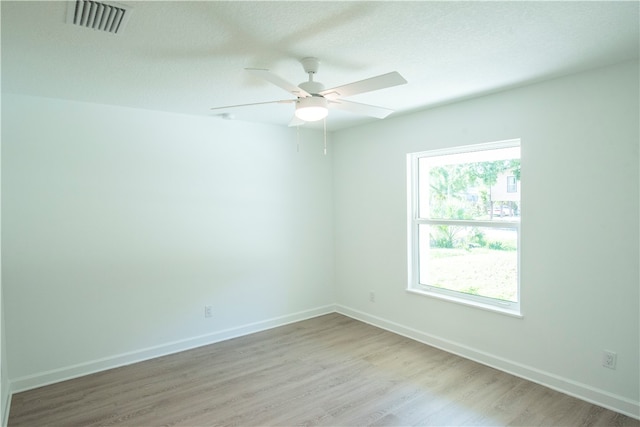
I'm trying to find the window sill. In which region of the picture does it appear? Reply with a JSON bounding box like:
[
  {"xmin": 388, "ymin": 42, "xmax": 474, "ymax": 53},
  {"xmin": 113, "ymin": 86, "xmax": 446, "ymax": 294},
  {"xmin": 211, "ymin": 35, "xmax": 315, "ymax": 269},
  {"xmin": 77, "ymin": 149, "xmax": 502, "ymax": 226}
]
[{"xmin": 406, "ymin": 288, "xmax": 523, "ymax": 318}]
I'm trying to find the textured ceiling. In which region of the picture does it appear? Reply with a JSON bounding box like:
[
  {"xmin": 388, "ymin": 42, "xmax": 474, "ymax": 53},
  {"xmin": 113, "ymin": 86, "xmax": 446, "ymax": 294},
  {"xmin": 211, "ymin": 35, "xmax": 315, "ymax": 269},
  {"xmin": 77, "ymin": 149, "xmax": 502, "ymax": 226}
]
[{"xmin": 2, "ymin": 1, "xmax": 639, "ymax": 130}]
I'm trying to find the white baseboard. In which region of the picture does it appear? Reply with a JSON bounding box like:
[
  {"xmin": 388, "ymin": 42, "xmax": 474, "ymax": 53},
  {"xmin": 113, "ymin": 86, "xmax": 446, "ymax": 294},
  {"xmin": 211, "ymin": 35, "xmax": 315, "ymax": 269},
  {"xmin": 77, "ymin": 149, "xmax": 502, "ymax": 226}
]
[
  {"xmin": 2, "ymin": 382, "xmax": 11, "ymax": 427},
  {"xmin": 336, "ymin": 304, "xmax": 640, "ymax": 420},
  {"xmin": 10, "ymin": 304, "xmax": 335, "ymax": 394}
]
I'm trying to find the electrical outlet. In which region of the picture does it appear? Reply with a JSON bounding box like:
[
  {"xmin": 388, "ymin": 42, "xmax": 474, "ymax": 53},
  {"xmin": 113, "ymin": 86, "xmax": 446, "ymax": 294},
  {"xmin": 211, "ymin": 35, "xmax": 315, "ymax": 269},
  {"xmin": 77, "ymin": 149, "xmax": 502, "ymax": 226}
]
[
  {"xmin": 369, "ymin": 291, "xmax": 375, "ymax": 303},
  {"xmin": 602, "ymin": 350, "xmax": 617, "ymax": 369},
  {"xmin": 204, "ymin": 305, "xmax": 213, "ymax": 318}
]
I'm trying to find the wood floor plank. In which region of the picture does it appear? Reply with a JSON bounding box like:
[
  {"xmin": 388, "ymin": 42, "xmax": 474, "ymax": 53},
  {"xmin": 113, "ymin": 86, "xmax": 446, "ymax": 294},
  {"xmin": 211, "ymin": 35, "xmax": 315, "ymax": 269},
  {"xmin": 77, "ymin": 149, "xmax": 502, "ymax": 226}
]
[{"xmin": 8, "ymin": 313, "xmax": 640, "ymax": 426}]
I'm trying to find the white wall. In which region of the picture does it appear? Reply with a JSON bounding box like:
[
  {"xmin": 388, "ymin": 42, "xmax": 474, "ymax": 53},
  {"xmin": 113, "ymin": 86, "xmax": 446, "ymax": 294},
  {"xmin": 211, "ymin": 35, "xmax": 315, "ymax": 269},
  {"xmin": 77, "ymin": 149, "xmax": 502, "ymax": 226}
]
[
  {"xmin": 2, "ymin": 95, "xmax": 335, "ymax": 388},
  {"xmin": 2, "ymin": 62, "xmax": 638, "ymax": 419},
  {"xmin": 1, "ymin": 124, "xmax": 7, "ymax": 425},
  {"xmin": 333, "ymin": 61, "xmax": 639, "ymax": 417},
  {"xmin": 0, "ymin": 102, "xmax": 8, "ymax": 426}
]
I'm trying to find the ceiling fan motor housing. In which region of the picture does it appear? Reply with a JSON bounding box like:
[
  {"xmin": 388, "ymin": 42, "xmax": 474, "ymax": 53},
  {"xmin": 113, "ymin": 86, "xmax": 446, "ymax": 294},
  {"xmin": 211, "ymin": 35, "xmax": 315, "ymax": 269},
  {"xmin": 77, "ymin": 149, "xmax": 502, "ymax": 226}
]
[{"xmin": 299, "ymin": 80, "xmax": 325, "ymax": 95}]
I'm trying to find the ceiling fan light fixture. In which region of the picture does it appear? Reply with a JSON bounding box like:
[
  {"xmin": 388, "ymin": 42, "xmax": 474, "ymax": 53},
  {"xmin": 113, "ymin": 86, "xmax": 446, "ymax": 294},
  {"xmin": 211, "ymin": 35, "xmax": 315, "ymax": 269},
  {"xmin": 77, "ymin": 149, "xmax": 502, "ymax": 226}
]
[{"xmin": 295, "ymin": 96, "xmax": 328, "ymax": 122}]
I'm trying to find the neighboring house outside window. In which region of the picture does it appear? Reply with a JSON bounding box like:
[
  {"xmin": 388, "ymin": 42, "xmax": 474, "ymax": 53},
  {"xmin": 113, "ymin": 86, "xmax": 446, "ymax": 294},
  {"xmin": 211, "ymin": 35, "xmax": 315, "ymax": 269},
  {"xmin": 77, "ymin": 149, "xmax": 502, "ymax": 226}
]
[
  {"xmin": 407, "ymin": 139, "xmax": 521, "ymax": 316},
  {"xmin": 506, "ymin": 175, "xmax": 518, "ymax": 193}
]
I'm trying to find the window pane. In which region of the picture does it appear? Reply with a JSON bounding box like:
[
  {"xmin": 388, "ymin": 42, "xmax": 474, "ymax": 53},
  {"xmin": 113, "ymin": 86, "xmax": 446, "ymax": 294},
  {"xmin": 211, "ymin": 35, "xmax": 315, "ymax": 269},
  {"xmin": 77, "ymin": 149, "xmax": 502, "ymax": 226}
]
[
  {"xmin": 418, "ymin": 224, "xmax": 518, "ymax": 302},
  {"xmin": 418, "ymin": 154, "xmax": 520, "ymax": 221}
]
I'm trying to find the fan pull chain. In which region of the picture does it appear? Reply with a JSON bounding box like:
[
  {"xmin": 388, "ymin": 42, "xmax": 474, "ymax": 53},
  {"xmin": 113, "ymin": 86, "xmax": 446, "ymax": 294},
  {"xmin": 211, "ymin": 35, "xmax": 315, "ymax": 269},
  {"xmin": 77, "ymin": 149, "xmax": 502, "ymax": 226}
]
[
  {"xmin": 296, "ymin": 124, "xmax": 300, "ymax": 153},
  {"xmin": 323, "ymin": 118, "xmax": 327, "ymax": 156}
]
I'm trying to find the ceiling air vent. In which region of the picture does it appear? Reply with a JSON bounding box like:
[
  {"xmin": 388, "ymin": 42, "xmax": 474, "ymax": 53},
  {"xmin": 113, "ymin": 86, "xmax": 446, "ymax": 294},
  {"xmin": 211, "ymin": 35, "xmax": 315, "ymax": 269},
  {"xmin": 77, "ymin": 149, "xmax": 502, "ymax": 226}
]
[{"xmin": 66, "ymin": 0, "xmax": 132, "ymax": 34}]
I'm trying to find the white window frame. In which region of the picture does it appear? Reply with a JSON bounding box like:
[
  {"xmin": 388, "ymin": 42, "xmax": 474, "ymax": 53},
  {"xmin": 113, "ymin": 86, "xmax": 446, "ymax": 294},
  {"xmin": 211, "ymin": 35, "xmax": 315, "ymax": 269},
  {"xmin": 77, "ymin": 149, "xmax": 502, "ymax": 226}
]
[{"xmin": 406, "ymin": 139, "xmax": 522, "ymax": 317}]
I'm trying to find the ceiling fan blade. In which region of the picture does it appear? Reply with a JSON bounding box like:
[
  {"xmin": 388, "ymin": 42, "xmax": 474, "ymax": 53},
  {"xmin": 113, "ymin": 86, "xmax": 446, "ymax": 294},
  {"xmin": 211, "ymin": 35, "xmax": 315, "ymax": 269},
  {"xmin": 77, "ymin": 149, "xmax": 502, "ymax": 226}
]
[
  {"xmin": 320, "ymin": 71, "xmax": 407, "ymax": 99},
  {"xmin": 329, "ymin": 99, "xmax": 394, "ymax": 119},
  {"xmin": 246, "ymin": 68, "xmax": 311, "ymax": 98},
  {"xmin": 210, "ymin": 99, "xmax": 295, "ymax": 111}
]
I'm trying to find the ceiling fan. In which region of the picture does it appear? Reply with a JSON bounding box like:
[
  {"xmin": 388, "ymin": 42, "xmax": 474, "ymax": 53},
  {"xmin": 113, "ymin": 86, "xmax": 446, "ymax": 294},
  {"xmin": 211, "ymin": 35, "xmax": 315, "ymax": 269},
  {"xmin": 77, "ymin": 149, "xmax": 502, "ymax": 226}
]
[{"xmin": 211, "ymin": 57, "xmax": 407, "ymax": 126}]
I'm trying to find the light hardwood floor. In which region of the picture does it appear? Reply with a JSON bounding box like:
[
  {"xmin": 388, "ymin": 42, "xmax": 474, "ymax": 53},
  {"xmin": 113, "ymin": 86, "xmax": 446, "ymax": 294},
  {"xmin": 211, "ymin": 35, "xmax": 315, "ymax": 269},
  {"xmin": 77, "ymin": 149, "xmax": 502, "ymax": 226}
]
[{"xmin": 8, "ymin": 313, "xmax": 640, "ymax": 426}]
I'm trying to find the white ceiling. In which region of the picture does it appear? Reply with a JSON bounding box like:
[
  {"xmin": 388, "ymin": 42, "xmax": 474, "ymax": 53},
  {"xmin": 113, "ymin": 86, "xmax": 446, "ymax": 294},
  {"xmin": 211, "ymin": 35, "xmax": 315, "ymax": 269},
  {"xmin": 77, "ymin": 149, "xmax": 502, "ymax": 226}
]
[{"xmin": 2, "ymin": 1, "xmax": 639, "ymax": 131}]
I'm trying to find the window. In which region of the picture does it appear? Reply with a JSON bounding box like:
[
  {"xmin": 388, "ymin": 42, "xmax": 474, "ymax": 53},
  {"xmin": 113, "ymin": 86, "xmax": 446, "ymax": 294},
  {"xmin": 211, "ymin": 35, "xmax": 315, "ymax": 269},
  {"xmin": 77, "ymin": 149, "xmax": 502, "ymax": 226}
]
[{"xmin": 407, "ymin": 140, "xmax": 521, "ymax": 315}]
